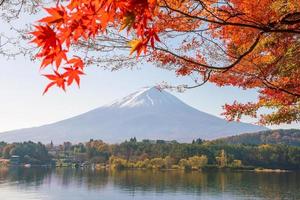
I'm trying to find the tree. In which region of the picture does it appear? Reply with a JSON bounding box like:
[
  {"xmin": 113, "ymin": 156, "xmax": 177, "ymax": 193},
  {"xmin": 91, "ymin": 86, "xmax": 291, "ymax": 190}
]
[
  {"xmin": 193, "ymin": 138, "xmax": 204, "ymax": 145},
  {"xmin": 0, "ymin": 142, "xmax": 7, "ymax": 157},
  {"xmin": 150, "ymin": 157, "xmax": 166, "ymax": 169},
  {"xmin": 216, "ymin": 149, "xmax": 227, "ymax": 168},
  {"xmin": 188, "ymin": 155, "xmax": 208, "ymax": 169},
  {"xmin": 63, "ymin": 142, "xmax": 72, "ymax": 151},
  {"xmin": 30, "ymin": 0, "xmax": 300, "ymax": 125},
  {"xmin": 2, "ymin": 144, "xmax": 15, "ymax": 159},
  {"xmin": 109, "ymin": 156, "xmax": 127, "ymax": 169},
  {"xmin": 232, "ymin": 160, "xmax": 242, "ymax": 168},
  {"xmin": 86, "ymin": 140, "xmax": 111, "ymax": 161},
  {"xmin": 179, "ymin": 158, "xmax": 191, "ymax": 170},
  {"xmin": 164, "ymin": 156, "xmax": 175, "ymax": 169},
  {"xmin": 0, "ymin": 141, "xmax": 51, "ymax": 164},
  {"xmin": 130, "ymin": 137, "xmax": 137, "ymax": 143}
]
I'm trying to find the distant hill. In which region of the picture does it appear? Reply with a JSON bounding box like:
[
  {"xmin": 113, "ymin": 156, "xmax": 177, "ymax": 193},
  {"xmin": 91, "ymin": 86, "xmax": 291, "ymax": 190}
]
[
  {"xmin": 211, "ymin": 129, "xmax": 300, "ymax": 146},
  {"xmin": 0, "ymin": 87, "xmax": 267, "ymax": 143}
]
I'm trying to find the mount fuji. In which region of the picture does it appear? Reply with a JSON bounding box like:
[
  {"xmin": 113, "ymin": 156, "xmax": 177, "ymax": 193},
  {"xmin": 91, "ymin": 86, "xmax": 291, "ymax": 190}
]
[{"xmin": 0, "ymin": 87, "xmax": 267, "ymax": 143}]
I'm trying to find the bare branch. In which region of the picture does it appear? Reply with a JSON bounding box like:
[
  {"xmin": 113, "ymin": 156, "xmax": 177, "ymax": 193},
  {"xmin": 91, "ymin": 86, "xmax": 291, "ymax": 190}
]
[{"xmin": 155, "ymin": 32, "xmax": 262, "ymax": 71}]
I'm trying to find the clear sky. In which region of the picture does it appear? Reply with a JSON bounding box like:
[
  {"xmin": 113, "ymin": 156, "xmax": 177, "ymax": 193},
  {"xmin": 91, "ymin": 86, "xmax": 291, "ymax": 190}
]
[{"xmin": 0, "ymin": 10, "xmax": 298, "ymax": 133}]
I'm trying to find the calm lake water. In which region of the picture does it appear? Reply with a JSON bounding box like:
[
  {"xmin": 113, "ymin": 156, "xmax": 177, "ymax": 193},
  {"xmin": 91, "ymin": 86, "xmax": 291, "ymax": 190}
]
[{"xmin": 0, "ymin": 167, "xmax": 299, "ymax": 200}]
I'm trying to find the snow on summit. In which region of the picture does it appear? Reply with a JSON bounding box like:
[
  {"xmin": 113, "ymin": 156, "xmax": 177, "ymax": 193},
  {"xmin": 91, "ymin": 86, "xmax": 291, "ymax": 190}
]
[
  {"xmin": 0, "ymin": 87, "xmax": 268, "ymax": 143},
  {"xmin": 106, "ymin": 86, "xmax": 181, "ymax": 108}
]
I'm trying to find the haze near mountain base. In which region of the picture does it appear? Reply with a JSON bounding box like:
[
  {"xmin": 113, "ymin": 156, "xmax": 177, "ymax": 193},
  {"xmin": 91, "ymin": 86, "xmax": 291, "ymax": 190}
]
[{"xmin": 0, "ymin": 87, "xmax": 267, "ymax": 143}]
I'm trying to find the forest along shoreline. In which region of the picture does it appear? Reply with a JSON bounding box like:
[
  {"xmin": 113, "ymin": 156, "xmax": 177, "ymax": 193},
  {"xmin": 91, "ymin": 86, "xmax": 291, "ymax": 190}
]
[{"xmin": 0, "ymin": 138, "xmax": 299, "ymax": 172}]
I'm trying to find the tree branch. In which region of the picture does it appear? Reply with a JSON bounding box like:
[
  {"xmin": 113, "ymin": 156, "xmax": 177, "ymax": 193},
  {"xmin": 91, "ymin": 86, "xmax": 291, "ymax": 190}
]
[
  {"xmin": 155, "ymin": 32, "xmax": 262, "ymax": 71},
  {"xmin": 160, "ymin": 4, "xmax": 300, "ymax": 34}
]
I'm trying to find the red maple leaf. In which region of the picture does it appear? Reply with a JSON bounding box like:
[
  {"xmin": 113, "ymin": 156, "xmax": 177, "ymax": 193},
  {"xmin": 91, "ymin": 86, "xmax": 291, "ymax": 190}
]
[
  {"xmin": 67, "ymin": 57, "xmax": 84, "ymax": 69},
  {"xmin": 31, "ymin": 25, "xmax": 59, "ymax": 50},
  {"xmin": 38, "ymin": 7, "xmax": 67, "ymax": 24},
  {"xmin": 43, "ymin": 71, "xmax": 66, "ymax": 94},
  {"xmin": 63, "ymin": 67, "xmax": 85, "ymax": 86}
]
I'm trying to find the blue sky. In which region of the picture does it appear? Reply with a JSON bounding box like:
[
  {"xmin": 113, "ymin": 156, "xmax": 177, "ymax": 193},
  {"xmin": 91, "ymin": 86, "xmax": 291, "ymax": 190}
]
[{"xmin": 0, "ymin": 54, "xmax": 299, "ymax": 133}]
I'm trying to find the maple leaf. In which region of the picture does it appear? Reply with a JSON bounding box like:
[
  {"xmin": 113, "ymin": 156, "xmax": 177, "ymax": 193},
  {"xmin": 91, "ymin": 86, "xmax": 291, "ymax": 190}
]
[
  {"xmin": 38, "ymin": 7, "xmax": 67, "ymax": 24},
  {"xmin": 54, "ymin": 50, "xmax": 68, "ymax": 68},
  {"xmin": 128, "ymin": 39, "xmax": 145, "ymax": 56},
  {"xmin": 145, "ymin": 28, "xmax": 160, "ymax": 48},
  {"xmin": 37, "ymin": 48, "xmax": 67, "ymax": 69},
  {"xmin": 67, "ymin": 57, "xmax": 84, "ymax": 69},
  {"xmin": 40, "ymin": 56, "xmax": 54, "ymax": 68},
  {"xmin": 176, "ymin": 66, "xmax": 191, "ymax": 75},
  {"xmin": 120, "ymin": 12, "xmax": 135, "ymax": 31},
  {"xmin": 31, "ymin": 25, "xmax": 59, "ymax": 50},
  {"xmin": 63, "ymin": 67, "xmax": 85, "ymax": 86},
  {"xmin": 43, "ymin": 71, "xmax": 66, "ymax": 94}
]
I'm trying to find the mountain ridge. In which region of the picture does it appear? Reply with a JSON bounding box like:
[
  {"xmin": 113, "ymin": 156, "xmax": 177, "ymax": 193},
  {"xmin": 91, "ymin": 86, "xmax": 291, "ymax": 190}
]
[
  {"xmin": 0, "ymin": 87, "xmax": 268, "ymax": 143},
  {"xmin": 210, "ymin": 129, "xmax": 300, "ymax": 146}
]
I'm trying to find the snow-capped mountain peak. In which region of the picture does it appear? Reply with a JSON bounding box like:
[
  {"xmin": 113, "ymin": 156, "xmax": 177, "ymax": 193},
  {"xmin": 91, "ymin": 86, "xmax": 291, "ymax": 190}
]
[
  {"xmin": 0, "ymin": 87, "xmax": 268, "ymax": 143},
  {"xmin": 106, "ymin": 86, "xmax": 181, "ymax": 108}
]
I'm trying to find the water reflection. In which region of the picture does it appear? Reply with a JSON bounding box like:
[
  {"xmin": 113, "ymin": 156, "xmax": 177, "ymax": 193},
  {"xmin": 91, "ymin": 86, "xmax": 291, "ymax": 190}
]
[
  {"xmin": 0, "ymin": 167, "xmax": 50, "ymax": 185},
  {"xmin": 0, "ymin": 168, "xmax": 299, "ymax": 200}
]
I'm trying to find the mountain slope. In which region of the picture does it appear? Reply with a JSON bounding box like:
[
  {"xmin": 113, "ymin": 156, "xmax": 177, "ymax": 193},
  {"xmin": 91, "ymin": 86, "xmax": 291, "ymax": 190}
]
[
  {"xmin": 210, "ymin": 129, "xmax": 300, "ymax": 146},
  {"xmin": 0, "ymin": 87, "xmax": 268, "ymax": 143}
]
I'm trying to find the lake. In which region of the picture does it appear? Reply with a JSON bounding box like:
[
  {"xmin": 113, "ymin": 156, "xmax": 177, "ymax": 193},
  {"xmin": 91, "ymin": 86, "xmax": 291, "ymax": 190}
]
[{"xmin": 0, "ymin": 167, "xmax": 299, "ymax": 200}]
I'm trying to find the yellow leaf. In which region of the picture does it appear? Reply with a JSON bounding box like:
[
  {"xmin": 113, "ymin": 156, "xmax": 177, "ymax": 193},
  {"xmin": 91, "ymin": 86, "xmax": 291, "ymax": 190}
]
[{"xmin": 128, "ymin": 39, "xmax": 142, "ymax": 55}]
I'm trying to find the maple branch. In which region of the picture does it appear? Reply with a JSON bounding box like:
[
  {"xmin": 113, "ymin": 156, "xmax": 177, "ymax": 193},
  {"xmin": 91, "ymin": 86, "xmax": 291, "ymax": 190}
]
[
  {"xmin": 281, "ymin": 12, "xmax": 300, "ymax": 25},
  {"xmin": 228, "ymin": 65, "xmax": 300, "ymax": 98},
  {"xmin": 161, "ymin": 4, "xmax": 300, "ymax": 34},
  {"xmin": 236, "ymin": 69, "xmax": 300, "ymax": 98},
  {"xmin": 157, "ymin": 70, "xmax": 212, "ymax": 92},
  {"xmin": 257, "ymin": 71, "xmax": 300, "ymax": 98},
  {"xmin": 15, "ymin": 0, "xmax": 25, "ymax": 18},
  {"xmin": 0, "ymin": 0, "xmax": 5, "ymax": 6},
  {"xmin": 194, "ymin": 32, "xmax": 237, "ymax": 59},
  {"xmin": 261, "ymin": 78, "xmax": 300, "ymax": 98},
  {"xmin": 196, "ymin": 0, "xmax": 226, "ymax": 22},
  {"xmin": 248, "ymin": 56, "xmax": 300, "ymax": 98},
  {"xmin": 183, "ymin": 70, "xmax": 212, "ymax": 89},
  {"xmin": 155, "ymin": 32, "xmax": 262, "ymax": 71}
]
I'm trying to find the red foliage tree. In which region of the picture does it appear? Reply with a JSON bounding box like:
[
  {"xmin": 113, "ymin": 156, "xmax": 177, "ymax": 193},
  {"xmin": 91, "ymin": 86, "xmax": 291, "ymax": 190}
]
[{"xmin": 31, "ymin": 0, "xmax": 300, "ymax": 125}]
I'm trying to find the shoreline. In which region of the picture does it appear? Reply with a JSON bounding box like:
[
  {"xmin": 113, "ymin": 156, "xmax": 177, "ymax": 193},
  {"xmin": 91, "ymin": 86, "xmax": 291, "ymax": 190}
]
[{"xmin": 0, "ymin": 164, "xmax": 295, "ymax": 172}]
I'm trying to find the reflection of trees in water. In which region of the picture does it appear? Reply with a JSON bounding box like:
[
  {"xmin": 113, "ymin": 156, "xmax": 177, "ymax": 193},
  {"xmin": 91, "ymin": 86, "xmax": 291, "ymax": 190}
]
[
  {"xmin": 0, "ymin": 167, "xmax": 51, "ymax": 186},
  {"xmin": 111, "ymin": 170, "xmax": 209, "ymax": 193},
  {"xmin": 1, "ymin": 168, "xmax": 299, "ymax": 199},
  {"xmin": 0, "ymin": 167, "xmax": 9, "ymax": 182},
  {"xmin": 54, "ymin": 168, "xmax": 109, "ymax": 189},
  {"xmin": 250, "ymin": 172, "xmax": 300, "ymax": 199},
  {"xmin": 210, "ymin": 171, "xmax": 300, "ymax": 199},
  {"xmin": 111, "ymin": 170, "xmax": 300, "ymax": 199}
]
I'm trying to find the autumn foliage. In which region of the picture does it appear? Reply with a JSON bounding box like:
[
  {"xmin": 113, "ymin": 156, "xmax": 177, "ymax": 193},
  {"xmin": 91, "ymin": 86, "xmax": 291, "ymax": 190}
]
[
  {"xmin": 31, "ymin": 0, "xmax": 159, "ymax": 94},
  {"xmin": 31, "ymin": 0, "xmax": 300, "ymax": 125}
]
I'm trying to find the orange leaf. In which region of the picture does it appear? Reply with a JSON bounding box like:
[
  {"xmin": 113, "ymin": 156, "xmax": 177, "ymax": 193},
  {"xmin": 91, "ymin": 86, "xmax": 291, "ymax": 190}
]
[{"xmin": 128, "ymin": 39, "xmax": 145, "ymax": 56}]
